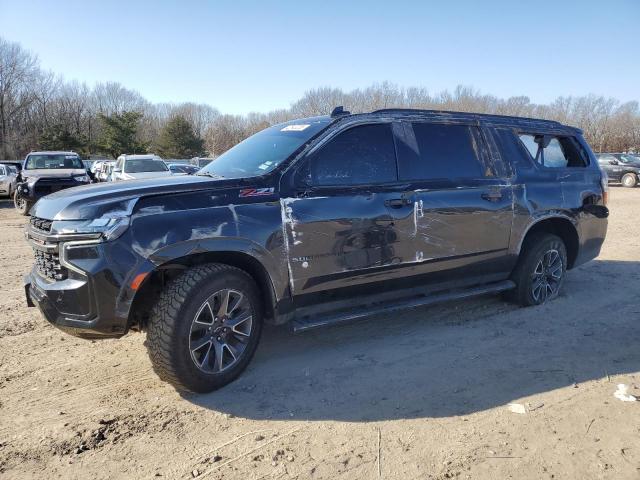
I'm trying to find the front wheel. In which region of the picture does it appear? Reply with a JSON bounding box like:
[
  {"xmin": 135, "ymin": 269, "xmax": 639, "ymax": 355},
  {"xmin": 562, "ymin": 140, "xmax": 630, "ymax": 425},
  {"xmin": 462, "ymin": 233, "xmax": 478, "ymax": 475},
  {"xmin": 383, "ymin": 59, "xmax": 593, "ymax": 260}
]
[
  {"xmin": 621, "ymin": 173, "xmax": 637, "ymax": 188},
  {"xmin": 146, "ymin": 263, "xmax": 263, "ymax": 393},
  {"xmin": 14, "ymin": 191, "xmax": 32, "ymax": 216},
  {"xmin": 509, "ymin": 233, "xmax": 567, "ymax": 307}
]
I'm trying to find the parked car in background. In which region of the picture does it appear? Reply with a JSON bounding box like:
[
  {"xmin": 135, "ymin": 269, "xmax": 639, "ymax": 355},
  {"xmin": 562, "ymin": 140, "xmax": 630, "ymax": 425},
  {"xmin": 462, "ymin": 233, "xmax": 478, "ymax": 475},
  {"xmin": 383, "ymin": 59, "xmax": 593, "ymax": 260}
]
[
  {"xmin": 0, "ymin": 163, "xmax": 18, "ymax": 198},
  {"xmin": 24, "ymin": 108, "xmax": 608, "ymax": 393},
  {"xmin": 111, "ymin": 154, "xmax": 172, "ymax": 181},
  {"xmin": 596, "ymin": 153, "xmax": 640, "ymax": 187},
  {"xmin": 191, "ymin": 157, "xmax": 215, "ymax": 168},
  {"xmin": 90, "ymin": 160, "xmax": 105, "ymax": 176},
  {"xmin": 96, "ymin": 161, "xmax": 116, "ymax": 182},
  {"xmin": 167, "ymin": 163, "xmax": 199, "ymax": 175},
  {"xmin": 14, "ymin": 151, "xmax": 91, "ymax": 215}
]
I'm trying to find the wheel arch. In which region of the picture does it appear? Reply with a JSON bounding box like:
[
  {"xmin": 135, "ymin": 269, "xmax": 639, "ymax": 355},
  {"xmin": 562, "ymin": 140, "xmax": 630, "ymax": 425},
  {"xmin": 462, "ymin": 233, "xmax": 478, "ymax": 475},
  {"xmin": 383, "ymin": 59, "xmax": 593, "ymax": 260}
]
[
  {"xmin": 517, "ymin": 216, "xmax": 580, "ymax": 269},
  {"xmin": 128, "ymin": 250, "xmax": 281, "ymax": 332}
]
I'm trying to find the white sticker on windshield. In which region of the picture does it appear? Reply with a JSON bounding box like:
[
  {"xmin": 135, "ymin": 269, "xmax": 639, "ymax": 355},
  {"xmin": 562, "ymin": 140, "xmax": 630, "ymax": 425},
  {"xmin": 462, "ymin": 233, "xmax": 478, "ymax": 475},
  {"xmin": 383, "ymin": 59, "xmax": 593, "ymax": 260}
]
[{"xmin": 281, "ymin": 124, "xmax": 310, "ymax": 132}]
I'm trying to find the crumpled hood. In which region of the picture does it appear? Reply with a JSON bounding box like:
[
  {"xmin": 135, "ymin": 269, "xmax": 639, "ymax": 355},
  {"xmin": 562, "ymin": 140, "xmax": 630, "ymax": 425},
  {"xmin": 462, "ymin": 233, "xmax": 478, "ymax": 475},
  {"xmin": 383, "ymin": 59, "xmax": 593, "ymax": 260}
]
[
  {"xmin": 30, "ymin": 175, "xmax": 239, "ymax": 220},
  {"xmin": 21, "ymin": 168, "xmax": 87, "ymax": 180}
]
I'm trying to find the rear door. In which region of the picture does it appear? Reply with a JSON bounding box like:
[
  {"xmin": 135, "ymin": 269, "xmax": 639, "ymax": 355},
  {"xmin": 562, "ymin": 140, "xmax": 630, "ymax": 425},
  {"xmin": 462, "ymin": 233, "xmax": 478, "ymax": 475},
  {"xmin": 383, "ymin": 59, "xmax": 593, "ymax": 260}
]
[{"xmin": 394, "ymin": 121, "xmax": 515, "ymax": 278}]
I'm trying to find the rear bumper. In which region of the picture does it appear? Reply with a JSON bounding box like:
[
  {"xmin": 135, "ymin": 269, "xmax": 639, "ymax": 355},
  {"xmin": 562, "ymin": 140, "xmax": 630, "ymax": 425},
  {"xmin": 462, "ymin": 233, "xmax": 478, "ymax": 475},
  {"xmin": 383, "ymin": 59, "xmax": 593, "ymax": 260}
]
[{"xmin": 574, "ymin": 205, "xmax": 609, "ymax": 268}]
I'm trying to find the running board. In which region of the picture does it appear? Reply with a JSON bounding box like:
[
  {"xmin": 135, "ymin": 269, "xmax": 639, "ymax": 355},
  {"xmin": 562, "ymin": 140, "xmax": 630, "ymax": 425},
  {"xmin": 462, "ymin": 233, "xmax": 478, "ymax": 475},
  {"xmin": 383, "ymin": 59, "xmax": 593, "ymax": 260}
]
[{"xmin": 292, "ymin": 280, "xmax": 515, "ymax": 333}]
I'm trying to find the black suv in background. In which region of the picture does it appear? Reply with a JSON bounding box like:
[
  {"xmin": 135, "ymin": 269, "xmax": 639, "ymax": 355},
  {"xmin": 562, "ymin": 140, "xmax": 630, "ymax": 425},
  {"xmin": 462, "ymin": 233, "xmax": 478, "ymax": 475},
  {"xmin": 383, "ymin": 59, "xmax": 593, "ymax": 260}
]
[
  {"xmin": 23, "ymin": 109, "xmax": 608, "ymax": 392},
  {"xmin": 596, "ymin": 153, "xmax": 640, "ymax": 188},
  {"xmin": 14, "ymin": 151, "xmax": 92, "ymax": 215}
]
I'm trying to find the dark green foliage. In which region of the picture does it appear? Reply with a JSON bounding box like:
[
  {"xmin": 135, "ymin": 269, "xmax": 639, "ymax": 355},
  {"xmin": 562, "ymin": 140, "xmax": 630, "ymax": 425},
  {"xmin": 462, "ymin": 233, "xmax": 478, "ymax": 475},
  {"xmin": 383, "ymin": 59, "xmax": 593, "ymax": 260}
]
[
  {"xmin": 97, "ymin": 111, "xmax": 147, "ymax": 159},
  {"xmin": 39, "ymin": 124, "xmax": 89, "ymax": 155},
  {"xmin": 156, "ymin": 115, "xmax": 204, "ymax": 159}
]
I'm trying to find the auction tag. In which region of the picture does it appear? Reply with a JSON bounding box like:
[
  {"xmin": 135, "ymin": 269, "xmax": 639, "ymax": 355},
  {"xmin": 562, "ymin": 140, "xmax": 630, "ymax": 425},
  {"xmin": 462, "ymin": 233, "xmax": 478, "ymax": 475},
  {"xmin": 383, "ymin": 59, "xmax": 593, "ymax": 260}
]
[{"xmin": 281, "ymin": 124, "xmax": 310, "ymax": 132}]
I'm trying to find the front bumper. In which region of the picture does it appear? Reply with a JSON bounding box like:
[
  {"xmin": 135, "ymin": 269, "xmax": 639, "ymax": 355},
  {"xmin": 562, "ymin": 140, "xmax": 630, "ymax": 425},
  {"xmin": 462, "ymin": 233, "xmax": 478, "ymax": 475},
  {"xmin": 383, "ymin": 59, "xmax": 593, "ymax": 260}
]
[
  {"xmin": 19, "ymin": 178, "xmax": 91, "ymax": 202},
  {"xmin": 24, "ymin": 227, "xmax": 139, "ymax": 339}
]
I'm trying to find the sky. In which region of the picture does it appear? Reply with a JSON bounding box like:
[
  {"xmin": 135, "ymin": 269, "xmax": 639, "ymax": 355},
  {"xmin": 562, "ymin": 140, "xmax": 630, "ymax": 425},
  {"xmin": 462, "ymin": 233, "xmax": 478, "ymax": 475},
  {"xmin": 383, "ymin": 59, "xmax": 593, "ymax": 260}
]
[{"xmin": 1, "ymin": 0, "xmax": 639, "ymax": 115}]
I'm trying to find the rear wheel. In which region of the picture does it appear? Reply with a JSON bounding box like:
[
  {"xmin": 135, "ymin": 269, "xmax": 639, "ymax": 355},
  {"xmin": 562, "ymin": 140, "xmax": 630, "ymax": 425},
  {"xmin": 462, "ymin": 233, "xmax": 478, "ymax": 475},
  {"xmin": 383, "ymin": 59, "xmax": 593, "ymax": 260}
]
[
  {"xmin": 146, "ymin": 263, "xmax": 263, "ymax": 393},
  {"xmin": 509, "ymin": 233, "xmax": 567, "ymax": 307},
  {"xmin": 14, "ymin": 191, "xmax": 32, "ymax": 216},
  {"xmin": 621, "ymin": 173, "xmax": 637, "ymax": 188}
]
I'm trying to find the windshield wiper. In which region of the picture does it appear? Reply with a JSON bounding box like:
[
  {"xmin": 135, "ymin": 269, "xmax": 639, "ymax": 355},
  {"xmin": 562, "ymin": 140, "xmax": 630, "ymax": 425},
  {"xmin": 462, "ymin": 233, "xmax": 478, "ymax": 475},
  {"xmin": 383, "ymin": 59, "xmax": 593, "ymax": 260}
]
[{"xmin": 196, "ymin": 171, "xmax": 224, "ymax": 179}]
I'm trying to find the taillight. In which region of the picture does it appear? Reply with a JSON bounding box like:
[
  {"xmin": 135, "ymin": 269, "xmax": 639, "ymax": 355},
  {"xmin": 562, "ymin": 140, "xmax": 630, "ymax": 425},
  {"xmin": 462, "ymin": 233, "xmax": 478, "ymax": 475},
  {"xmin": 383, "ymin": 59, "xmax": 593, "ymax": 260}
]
[{"xmin": 601, "ymin": 171, "xmax": 609, "ymax": 206}]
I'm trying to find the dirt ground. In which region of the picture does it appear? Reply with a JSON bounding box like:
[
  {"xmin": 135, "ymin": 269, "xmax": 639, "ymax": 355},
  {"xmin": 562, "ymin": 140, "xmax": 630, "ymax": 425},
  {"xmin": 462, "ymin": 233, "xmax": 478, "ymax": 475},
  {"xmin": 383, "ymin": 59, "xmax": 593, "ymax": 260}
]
[{"xmin": 0, "ymin": 188, "xmax": 639, "ymax": 480}]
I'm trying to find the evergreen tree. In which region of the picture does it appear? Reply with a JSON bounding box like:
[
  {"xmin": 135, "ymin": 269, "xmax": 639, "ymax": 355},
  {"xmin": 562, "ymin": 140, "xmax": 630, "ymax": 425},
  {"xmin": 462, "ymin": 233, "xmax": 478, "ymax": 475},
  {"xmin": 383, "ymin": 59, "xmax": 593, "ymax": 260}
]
[
  {"xmin": 156, "ymin": 115, "xmax": 204, "ymax": 159},
  {"xmin": 97, "ymin": 111, "xmax": 147, "ymax": 158},
  {"xmin": 39, "ymin": 124, "xmax": 89, "ymax": 155}
]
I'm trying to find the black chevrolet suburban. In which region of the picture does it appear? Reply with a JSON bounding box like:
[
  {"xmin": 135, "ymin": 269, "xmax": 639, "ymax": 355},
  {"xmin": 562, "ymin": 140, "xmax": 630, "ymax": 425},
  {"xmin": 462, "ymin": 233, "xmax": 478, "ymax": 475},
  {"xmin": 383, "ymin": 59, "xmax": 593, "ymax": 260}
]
[{"xmin": 24, "ymin": 108, "xmax": 608, "ymax": 392}]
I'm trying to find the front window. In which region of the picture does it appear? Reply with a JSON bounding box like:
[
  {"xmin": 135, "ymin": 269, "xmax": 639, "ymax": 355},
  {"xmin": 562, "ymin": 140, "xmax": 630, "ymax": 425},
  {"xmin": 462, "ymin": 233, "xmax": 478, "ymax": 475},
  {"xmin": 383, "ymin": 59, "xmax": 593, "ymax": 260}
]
[
  {"xmin": 199, "ymin": 119, "xmax": 331, "ymax": 179},
  {"xmin": 301, "ymin": 123, "xmax": 398, "ymax": 186},
  {"xmin": 25, "ymin": 154, "xmax": 84, "ymax": 170},
  {"xmin": 124, "ymin": 159, "xmax": 169, "ymax": 173}
]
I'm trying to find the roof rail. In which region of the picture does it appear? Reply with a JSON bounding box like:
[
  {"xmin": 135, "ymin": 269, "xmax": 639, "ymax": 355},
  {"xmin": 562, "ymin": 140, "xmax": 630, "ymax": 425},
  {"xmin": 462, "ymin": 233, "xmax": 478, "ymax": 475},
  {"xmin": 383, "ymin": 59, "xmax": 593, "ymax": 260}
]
[{"xmin": 370, "ymin": 108, "xmax": 564, "ymax": 127}]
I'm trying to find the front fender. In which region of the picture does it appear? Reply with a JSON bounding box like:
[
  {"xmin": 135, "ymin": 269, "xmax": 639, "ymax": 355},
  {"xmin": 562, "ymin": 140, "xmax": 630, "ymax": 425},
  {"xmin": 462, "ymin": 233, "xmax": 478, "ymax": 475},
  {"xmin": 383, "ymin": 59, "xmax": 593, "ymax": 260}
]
[{"xmin": 125, "ymin": 196, "xmax": 289, "ymax": 303}]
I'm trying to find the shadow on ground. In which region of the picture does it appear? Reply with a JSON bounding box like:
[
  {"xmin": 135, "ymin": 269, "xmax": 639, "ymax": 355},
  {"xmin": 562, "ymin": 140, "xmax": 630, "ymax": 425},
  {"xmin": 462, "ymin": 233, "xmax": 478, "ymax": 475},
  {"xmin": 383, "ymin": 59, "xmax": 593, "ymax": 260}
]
[
  {"xmin": 0, "ymin": 199, "xmax": 15, "ymax": 209},
  {"xmin": 188, "ymin": 259, "xmax": 640, "ymax": 421}
]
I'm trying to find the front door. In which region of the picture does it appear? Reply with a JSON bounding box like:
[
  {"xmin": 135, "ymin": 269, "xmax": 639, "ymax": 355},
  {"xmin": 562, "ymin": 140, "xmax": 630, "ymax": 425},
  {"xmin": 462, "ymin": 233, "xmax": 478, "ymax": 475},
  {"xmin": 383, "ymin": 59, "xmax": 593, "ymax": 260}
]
[{"xmin": 281, "ymin": 122, "xmax": 416, "ymax": 295}]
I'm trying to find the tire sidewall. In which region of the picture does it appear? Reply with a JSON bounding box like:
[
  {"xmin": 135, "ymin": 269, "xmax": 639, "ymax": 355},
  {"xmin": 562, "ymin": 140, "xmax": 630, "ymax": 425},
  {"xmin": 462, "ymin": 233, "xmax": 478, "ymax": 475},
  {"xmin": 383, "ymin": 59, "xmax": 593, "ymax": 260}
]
[
  {"xmin": 166, "ymin": 269, "xmax": 263, "ymax": 392},
  {"xmin": 14, "ymin": 191, "xmax": 30, "ymax": 215},
  {"xmin": 520, "ymin": 235, "xmax": 567, "ymax": 306},
  {"xmin": 622, "ymin": 173, "xmax": 637, "ymax": 188}
]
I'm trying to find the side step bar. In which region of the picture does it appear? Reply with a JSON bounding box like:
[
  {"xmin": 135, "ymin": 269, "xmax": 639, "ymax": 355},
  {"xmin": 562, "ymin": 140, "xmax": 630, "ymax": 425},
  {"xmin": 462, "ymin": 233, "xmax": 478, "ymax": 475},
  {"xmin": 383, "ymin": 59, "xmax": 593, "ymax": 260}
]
[{"xmin": 292, "ymin": 280, "xmax": 515, "ymax": 333}]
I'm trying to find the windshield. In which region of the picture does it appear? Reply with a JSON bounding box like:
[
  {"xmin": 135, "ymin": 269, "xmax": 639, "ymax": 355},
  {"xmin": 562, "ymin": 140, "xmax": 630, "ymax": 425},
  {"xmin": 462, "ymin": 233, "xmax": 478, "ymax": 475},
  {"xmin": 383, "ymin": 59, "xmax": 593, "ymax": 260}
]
[
  {"xmin": 124, "ymin": 159, "xmax": 169, "ymax": 173},
  {"xmin": 25, "ymin": 154, "xmax": 84, "ymax": 170},
  {"xmin": 199, "ymin": 118, "xmax": 331, "ymax": 179},
  {"xmin": 620, "ymin": 154, "xmax": 640, "ymax": 164}
]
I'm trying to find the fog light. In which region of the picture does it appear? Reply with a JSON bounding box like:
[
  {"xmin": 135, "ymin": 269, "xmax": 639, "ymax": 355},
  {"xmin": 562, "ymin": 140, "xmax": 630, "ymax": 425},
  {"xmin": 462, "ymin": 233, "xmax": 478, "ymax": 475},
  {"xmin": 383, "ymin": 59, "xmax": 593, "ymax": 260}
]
[{"xmin": 22, "ymin": 186, "xmax": 29, "ymax": 193}]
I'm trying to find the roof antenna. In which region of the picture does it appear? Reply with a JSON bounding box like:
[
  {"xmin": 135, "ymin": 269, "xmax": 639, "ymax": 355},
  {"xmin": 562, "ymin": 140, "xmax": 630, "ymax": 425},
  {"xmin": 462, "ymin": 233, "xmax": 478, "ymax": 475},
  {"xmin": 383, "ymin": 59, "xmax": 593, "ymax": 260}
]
[{"xmin": 330, "ymin": 106, "xmax": 350, "ymax": 117}]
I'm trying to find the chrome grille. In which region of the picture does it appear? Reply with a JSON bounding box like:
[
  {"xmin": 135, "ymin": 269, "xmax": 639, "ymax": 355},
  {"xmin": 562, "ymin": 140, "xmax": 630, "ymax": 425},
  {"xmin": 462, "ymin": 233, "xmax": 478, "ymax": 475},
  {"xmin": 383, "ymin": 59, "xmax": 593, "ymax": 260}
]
[{"xmin": 33, "ymin": 249, "xmax": 67, "ymax": 280}]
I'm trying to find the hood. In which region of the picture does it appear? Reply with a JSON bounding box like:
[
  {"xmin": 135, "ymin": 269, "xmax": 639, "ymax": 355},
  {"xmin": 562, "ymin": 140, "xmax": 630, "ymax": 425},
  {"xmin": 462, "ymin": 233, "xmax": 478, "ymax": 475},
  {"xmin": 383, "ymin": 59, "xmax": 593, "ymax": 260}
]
[
  {"xmin": 30, "ymin": 174, "xmax": 241, "ymax": 220},
  {"xmin": 22, "ymin": 168, "xmax": 87, "ymax": 179}
]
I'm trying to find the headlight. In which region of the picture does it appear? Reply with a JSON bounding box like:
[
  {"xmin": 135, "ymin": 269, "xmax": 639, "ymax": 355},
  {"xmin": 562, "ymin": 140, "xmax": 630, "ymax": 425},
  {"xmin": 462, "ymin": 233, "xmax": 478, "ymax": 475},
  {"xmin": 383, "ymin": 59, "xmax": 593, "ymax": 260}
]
[
  {"xmin": 73, "ymin": 174, "xmax": 90, "ymax": 182},
  {"xmin": 50, "ymin": 216, "xmax": 130, "ymax": 241}
]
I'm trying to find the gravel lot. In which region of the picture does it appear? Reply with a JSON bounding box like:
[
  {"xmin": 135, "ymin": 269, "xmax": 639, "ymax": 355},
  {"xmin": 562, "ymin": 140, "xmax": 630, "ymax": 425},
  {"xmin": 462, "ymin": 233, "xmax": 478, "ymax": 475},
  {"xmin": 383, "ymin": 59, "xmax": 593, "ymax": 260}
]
[{"xmin": 0, "ymin": 188, "xmax": 639, "ymax": 479}]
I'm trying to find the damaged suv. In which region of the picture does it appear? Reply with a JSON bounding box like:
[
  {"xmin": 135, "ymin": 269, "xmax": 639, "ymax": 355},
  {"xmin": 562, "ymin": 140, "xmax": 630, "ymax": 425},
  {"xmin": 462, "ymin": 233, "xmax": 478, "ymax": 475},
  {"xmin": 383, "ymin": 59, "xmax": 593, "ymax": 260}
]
[{"xmin": 24, "ymin": 108, "xmax": 608, "ymax": 392}]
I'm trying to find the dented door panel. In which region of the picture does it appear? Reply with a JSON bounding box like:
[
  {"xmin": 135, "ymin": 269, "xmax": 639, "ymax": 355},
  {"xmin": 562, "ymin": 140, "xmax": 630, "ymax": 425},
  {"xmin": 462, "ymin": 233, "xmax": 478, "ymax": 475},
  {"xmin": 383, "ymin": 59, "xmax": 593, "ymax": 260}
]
[{"xmin": 281, "ymin": 190, "xmax": 415, "ymax": 294}]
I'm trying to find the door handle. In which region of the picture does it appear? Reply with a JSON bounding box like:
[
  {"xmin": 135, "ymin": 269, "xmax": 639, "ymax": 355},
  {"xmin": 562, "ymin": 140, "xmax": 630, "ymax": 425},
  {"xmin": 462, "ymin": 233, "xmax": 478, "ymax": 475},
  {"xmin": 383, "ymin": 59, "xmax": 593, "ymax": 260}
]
[
  {"xmin": 481, "ymin": 191, "xmax": 503, "ymax": 202},
  {"xmin": 385, "ymin": 198, "xmax": 412, "ymax": 208}
]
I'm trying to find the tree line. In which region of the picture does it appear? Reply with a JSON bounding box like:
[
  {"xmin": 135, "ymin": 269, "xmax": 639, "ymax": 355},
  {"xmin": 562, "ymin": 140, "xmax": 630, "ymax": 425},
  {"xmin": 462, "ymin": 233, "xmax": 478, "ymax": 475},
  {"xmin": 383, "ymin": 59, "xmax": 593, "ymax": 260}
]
[{"xmin": 1, "ymin": 36, "xmax": 639, "ymax": 161}]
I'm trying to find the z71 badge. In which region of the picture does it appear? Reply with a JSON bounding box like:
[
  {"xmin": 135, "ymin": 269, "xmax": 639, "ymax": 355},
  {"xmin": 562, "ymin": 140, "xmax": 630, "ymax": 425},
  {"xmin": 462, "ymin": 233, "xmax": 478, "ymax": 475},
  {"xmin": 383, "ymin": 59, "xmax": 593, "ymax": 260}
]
[{"xmin": 239, "ymin": 187, "xmax": 275, "ymax": 198}]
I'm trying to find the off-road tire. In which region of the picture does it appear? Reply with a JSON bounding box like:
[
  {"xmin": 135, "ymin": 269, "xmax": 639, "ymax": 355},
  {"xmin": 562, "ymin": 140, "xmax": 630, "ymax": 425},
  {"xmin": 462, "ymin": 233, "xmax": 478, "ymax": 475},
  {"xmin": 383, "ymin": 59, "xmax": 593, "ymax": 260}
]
[
  {"xmin": 621, "ymin": 173, "xmax": 637, "ymax": 188},
  {"xmin": 509, "ymin": 233, "xmax": 567, "ymax": 307},
  {"xmin": 146, "ymin": 263, "xmax": 263, "ymax": 393},
  {"xmin": 14, "ymin": 191, "xmax": 32, "ymax": 216}
]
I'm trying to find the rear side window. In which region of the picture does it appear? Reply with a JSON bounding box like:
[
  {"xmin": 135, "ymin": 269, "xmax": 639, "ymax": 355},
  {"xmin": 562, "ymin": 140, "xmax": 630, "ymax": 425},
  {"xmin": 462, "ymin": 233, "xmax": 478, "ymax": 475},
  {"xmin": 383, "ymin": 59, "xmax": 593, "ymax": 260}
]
[
  {"xmin": 303, "ymin": 123, "xmax": 397, "ymax": 186},
  {"xmin": 518, "ymin": 134, "xmax": 587, "ymax": 168},
  {"xmin": 398, "ymin": 123, "xmax": 484, "ymax": 180}
]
